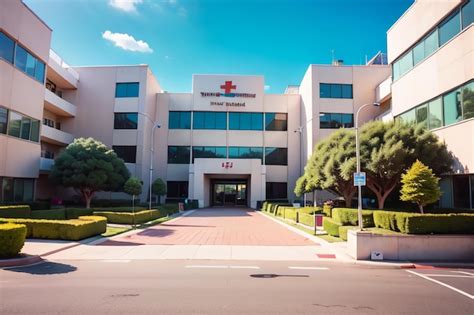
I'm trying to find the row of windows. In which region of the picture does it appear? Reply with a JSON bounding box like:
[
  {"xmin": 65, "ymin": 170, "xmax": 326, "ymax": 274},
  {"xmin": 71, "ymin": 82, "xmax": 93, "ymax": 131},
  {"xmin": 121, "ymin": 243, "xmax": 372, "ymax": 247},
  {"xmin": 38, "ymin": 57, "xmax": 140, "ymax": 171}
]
[
  {"xmin": 398, "ymin": 80, "xmax": 473, "ymax": 129},
  {"xmin": 169, "ymin": 111, "xmax": 288, "ymax": 131},
  {"xmin": 393, "ymin": 0, "xmax": 473, "ymax": 81},
  {"xmin": 115, "ymin": 82, "xmax": 139, "ymax": 98},
  {"xmin": 319, "ymin": 83, "xmax": 353, "ymax": 99},
  {"xmin": 0, "ymin": 31, "xmax": 45, "ymax": 83},
  {"xmin": 112, "ymin": 145, "xmax": 137, "ymax": 163},
  {"xmin": 0, "ymin": 107, "xmax": 40, "ymax": 142},
  {"xmin": 168, "ymin": 146, "xmax": 288, "ymax": 165},
  {"xmin": 320, "ymin": 113, "xmax": 354, "ymax": 129},
  {"xmin": 0, "ymin": 177, "xmax": 34, "ymax": 203}
]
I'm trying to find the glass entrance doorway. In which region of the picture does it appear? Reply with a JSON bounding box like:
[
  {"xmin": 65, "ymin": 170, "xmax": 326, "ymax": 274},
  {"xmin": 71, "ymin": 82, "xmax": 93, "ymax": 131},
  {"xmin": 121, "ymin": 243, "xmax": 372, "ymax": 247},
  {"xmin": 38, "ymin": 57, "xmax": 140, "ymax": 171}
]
[{"xmin": 212, "ymin": 181, "xmax": 247, "ymax": 206}]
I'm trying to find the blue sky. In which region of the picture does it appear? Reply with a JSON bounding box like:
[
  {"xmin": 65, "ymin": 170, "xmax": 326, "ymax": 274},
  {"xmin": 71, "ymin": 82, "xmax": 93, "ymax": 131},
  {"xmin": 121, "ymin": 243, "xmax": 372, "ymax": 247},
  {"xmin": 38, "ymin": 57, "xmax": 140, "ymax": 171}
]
[{"xmin": 25, "ymin": 0, "xmax": 413, "ymax": 93}]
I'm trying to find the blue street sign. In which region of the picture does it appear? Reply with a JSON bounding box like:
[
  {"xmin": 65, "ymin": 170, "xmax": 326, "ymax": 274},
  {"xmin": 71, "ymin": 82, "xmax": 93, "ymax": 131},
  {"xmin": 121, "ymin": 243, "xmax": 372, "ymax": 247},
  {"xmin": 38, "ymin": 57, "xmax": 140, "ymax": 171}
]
[{"xmin": 354, "ymin": 172, "xmax": 366, "ymax": 186}]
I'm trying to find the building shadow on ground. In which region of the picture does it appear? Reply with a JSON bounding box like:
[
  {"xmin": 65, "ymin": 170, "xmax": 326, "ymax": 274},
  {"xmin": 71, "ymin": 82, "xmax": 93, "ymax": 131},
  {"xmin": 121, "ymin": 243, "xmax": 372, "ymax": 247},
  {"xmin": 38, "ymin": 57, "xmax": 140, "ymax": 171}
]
[{"xmin": 5, "ymin": 261, "xmax": 77, "ymax": 275}]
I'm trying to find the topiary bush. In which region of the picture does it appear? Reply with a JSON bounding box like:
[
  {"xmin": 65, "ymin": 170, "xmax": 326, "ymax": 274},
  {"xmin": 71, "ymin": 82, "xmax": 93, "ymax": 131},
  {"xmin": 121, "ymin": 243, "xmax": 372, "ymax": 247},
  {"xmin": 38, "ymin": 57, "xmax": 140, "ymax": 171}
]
[
  {"xmin": 299, "ymin": 213, "xmax": 315, "ymax": 227},
  {"xmin": 93, "ymin": 210, "xmax": 161, "ymax": 224},
  {"xmin": 323, "ymin": 217, "xmax": 342, "ymax": 237},
  {"xmin": 373, "ymin": 211, "xmax": 400, "ymax": 231},
  {"xmin": 331, "ymin": 208, "xmax": 375, "ymax": 227},
  {"xmin": 322, "ymin": 204, "xmax": 332, "ymax": 217},
  {"xmin": 338, "ymin": 226, "xmax": 358, "ymax": 241},
  {"xmin": 0, "ymin": 223, "xmax": 27, "ymax": 258},
  {"xmin": 0, "ymin": 205, "xmax": 31, "ymax": 218}
]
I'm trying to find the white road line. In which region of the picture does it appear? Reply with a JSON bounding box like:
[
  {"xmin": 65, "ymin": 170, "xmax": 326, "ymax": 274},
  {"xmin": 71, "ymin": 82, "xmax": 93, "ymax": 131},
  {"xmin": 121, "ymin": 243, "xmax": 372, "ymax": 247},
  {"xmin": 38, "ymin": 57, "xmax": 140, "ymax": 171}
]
[
  {"xmin": 406, "ymin": 270, "xmax": 474, "ymax": 300},
  {"xmin": 230, "ymin": 266, "xmax": 260, "ymax": 269},
  {"xmin": 288, "ymin": 267, "xmax": 329, "ymax": 270},
  {"xmin": 452, "ymin": 271, "xmax": 474, "ymax": 276},
  {"xmin": 420, "ymin": 274, "xmax": 473, "ymax": 278},
  {"xmin": 185, "ymin": 265, "xmax": 229, "ymax": 269},
  {"xmin": 100, "ymin": 260, "xmax": 131, "ymax": 263}
]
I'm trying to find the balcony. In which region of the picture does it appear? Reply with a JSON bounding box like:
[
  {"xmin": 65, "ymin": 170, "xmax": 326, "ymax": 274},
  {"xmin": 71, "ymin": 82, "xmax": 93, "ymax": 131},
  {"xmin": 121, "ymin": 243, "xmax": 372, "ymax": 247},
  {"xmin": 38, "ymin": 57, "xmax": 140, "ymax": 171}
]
[
  {"xmin": 376, "ymin": 76, "xmax": 392, "ymax": 103},
  {"xmin": 41, "ymin": 125, "xmax": 74, "ymax": 146},
  {"xmin": 44, "ymin": 88, "xmax": 77, "ymax": 117},
  {"xmin": 39, "ymin": 157, "xmax": 54, "ymax": 172},
  {"xmin": 47, "ymin": 50, "xmax": 79, "ymax": 89}
]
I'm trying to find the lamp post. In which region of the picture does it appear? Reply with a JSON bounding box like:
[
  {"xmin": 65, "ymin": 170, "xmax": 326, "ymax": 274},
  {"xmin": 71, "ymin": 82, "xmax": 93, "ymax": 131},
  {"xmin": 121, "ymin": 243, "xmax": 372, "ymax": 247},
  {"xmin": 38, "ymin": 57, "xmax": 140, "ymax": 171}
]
[
  {"xmin": 138, "ymin": 112, "xmax": 161, "ymax": 210},
  {"xmin": 355, "ymin": 102, "xmax": 380, "ymax": 230}
]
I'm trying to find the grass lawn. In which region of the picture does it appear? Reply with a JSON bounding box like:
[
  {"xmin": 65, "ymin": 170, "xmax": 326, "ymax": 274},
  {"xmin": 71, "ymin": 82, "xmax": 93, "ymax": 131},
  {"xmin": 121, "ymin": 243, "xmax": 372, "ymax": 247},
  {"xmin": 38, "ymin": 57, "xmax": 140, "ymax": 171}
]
[
  {"xmin": 317, "ymin": 234, "xmax": 344, "ymax": 243},
  {"xmin": 102, "ymin": 226, "xmax": 131, "ymax": 237}
]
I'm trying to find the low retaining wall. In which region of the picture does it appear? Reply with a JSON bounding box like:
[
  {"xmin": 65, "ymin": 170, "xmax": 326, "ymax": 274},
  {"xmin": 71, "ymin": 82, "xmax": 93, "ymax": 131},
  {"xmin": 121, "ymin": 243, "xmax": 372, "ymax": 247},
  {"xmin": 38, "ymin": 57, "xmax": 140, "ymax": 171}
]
[{"xmin": 347, "ymin": 230, "xmax": 474, "ymax": 262}]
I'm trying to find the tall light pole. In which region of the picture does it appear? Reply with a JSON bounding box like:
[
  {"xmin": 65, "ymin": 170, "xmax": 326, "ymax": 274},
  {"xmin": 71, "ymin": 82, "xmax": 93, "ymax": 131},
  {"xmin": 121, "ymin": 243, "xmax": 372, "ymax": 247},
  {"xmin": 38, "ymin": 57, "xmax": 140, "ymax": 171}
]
[
  {"xmin": 138, "ymin": 112, "xmax": 161, "ymax": 210},
  {"xmin": 355, "ymin": 102, "xmax": 380, "ymax": 230}
]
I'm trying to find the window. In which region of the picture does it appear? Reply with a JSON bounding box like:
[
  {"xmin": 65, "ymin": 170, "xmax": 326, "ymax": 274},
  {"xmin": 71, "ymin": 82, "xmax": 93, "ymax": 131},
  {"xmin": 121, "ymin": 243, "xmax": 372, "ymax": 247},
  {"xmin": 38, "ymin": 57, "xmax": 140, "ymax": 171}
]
[
  {"xmin": 462, "ymin": 81, "xmax": 474, "ymax": 120},
  {"xmin": 443, "ymin": 88, "xmax": 462, "ymax": 125},
  {"xmin": 399, "ymin": 109, "xmax": 416, "ymax": 125},
  {"xmin": 398, "ymin": 51, "xmax": 413, "ymax": 79},
  {"xmin": 115, "ymin": 82, "xmax": 139, "ymax": 98},
  {"xmin": 265, "ymin": 113, "xmax": 287, "ymax": 131},
  {"xmin": 35, "ymin": 61, "xmax": 45, "ymax": 83},
  {"xmin": 7, "ymin": 112, "xmax": 21, "ymax": 137},
  {"xmin": 266, "ymin": 182, "xmax": 287, "ymax": 200},
  {"xmin": 228, "ymin": 147, "xmax": 263, "ymax": 161},
  {"xmin": 229, "ymin": 112, "xmax": 263, "ymax": 130},
  {"xmin": 192, "ymin": 146, "xmax": 226, "ymax": 162},
  {"xmin": 320, "ymin": 83, "xmax": 353, "ymax": 99},
  {"xmin": 415, "ymin": 104, "xmax": 428, "ymax": 128},
  {"xmin": 0, "ymin": 31, "xmax": 14, "ymax": 64},
  {"xmin": 265, "ymin": 147, "xmax": 287, "ymax": 165},
  {"xmin": 1, "ymin": 177, "xmax": 34, "ymax": 202},
  {"xmin": 453, "ymin": 175, "xmax": 470, "ymax": 208},
  {"xmin": 30, "ymin": 120, "xmax": 39, "ymax": 142},
  {"xmin": 462, "ymin": 0, "xmax": 474, "ymax": 28},
  {"xmin": 424, "ymin": 30, "xmax": 439, "ymax": 58},
  {"xmin": 413, "ymin": 40, "xmax": 425, "ymax": 65},
  {"xmin": 439, "ymin": 11, "xmax": 461, "ymax": 46},
  {"xmin": 169, "ymin": 111, "xmax": 191, "ymax": 129},
  {"xmin": 168, "ymin": 146, "xmax": 190, "ymax": 164},
  {"xmin": 193, "ymin": 111, "xmax": 227, "ymax": 130},
  {"xmin": 428, "ymin": 97, "xmax": 443, "ymax": 129},
  {"xmin": 114, "ymin": 113, "xmax": 138, "ymax": 129},
  {"xmin": 0, "ymin": 107, "xmax": 8, "ymax": 134},
  {"xmin": 13, "ymin": 44, "xmax": 44, "ymax": 83},
  {"xmin": 20, "ymin": 117, "xmax": 31, "ymax": 140},
  {"xmin": 166, "ymin": 181, "xmax": 188, "ymax": 199},
  {"xmin": 320, "ymin": 113, "xmax": 353, "ymax": 129},
  {"xmin": 112, "ymin": 145, "xmax": 137, "ymax": 163}
]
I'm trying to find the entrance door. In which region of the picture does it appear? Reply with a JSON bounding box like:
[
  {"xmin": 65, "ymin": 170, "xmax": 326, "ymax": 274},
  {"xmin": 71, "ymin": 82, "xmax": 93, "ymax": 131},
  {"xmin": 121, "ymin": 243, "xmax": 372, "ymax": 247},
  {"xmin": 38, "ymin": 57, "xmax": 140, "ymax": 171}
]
[{"xmin": 212, "ymin": 181, "xmax": 247, "ymax": 206}]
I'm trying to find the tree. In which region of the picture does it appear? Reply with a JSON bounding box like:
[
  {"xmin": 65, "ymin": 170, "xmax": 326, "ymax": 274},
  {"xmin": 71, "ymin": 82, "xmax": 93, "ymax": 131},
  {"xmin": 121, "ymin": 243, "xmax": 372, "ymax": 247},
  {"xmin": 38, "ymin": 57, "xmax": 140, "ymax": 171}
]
[
  {"xmin": 152, "ymin": 178, "xmax": 166, "ymax": 205},
  {"xmin": 50, "ymin": 138, "xmax": 130, "ymax": 208},
  {"xmin": 124, "ymin": 177, "xmax": 143, "ymax": 212},
  {"xmin": 400, "ymin": 160, "xmax": 441, "ymax": 213}
]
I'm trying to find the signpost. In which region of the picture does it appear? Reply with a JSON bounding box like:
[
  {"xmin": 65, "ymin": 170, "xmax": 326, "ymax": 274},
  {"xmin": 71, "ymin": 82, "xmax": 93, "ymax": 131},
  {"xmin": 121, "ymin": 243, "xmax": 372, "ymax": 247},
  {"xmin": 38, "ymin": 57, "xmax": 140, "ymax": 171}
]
[{"xmin": 353, "ymin": 172, "xmax": 366, "ymax": 186}]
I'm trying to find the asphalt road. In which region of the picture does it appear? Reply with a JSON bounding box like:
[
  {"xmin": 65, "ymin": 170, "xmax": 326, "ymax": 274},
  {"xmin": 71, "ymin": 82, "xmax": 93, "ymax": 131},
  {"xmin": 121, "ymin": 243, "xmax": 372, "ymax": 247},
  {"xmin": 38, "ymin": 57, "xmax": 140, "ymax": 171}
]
[{"xmin": 1, "ymin": 260, "xmax": 472, "ymax": 314}]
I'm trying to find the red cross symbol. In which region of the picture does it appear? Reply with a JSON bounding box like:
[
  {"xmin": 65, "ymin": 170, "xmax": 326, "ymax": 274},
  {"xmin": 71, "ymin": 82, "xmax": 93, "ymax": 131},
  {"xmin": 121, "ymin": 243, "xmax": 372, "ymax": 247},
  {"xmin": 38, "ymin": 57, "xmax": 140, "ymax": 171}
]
[{"xmin": 220, "ymin": 81, "xmax": 236, "ymax": 94}]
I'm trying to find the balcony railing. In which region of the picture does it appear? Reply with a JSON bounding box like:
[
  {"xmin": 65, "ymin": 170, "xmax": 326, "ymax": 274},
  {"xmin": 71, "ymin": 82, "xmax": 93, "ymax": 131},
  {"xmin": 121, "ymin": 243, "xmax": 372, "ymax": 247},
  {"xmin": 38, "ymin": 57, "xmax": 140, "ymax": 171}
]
[
  {"xmin": 376, "ymin": 76, "xmax": 392, "ymax": 103},
  {"xmin": 39, "ymin": 157, "xmax": 54, "ymax": 172},
  {"xmin": 44, "ymin": 88, "xmax": 77, "ymax": 117},
  {"xmin": 49, "ymin": 50, "xmax": 79, "ymax": 81},
  {"xmin": 41, "ymin": 125, "xmax": 74, "ymax": 145}
]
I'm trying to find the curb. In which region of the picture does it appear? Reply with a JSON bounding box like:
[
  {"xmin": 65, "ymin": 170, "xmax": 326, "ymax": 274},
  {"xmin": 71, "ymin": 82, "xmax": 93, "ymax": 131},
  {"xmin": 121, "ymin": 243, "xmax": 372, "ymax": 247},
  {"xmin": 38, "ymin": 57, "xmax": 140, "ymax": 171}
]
[{"xmin": 0, "ymin": 254, "xmax": 43, "ymax": 268}]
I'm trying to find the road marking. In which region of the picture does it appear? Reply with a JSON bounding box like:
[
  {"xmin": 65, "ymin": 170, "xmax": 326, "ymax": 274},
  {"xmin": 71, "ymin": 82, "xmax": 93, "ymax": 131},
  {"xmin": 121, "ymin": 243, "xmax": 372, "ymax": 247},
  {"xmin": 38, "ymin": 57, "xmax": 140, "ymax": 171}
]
[
  {"xmin": 452, "ymin": 271, "xmax": 474, "ymax": 276},
  {"xmin": 420, "ymin": 274, "xmax": 473, "ymax": 278},
  {"xmin": 100, "ymin": 260, "xmax": 131, "ymax": 263},
  {"xmin": 288, "ymin": 267, "xmax": 329, "ymax": 270},
  {"xmin": 230, "ymin": 266, "xmax": 260, "ymax": 269},
  {"xmin": 185, "ymin": 265, "xmax": 229, "ymax": 269},
  {"xmin": 406, "ymin": 270, "xmax": 474, "ymax": 300}
]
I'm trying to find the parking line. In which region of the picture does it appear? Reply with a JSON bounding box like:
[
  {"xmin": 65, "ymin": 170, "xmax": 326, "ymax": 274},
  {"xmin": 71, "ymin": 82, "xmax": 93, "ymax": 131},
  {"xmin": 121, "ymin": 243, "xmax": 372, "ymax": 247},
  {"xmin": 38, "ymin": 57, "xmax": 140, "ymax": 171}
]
[
  {"xmin": 406, "ymin": 270, "xmax": 474, "ymax": 300},
  {"xmin": 420, "ymin": 274, "xmax": 473, "ymax": 278},
  {"xmin": 100, "ymin": 260, "xmax": 131, "ymax": 263},
  {"xmin": 288, "ymin": 267, "xmax": 329, "ymax": 270},
  {"xmin": 230, "ymin": 266, "xmax": 260, "ymax": 269},
  {"xmin": 452, "ymin": 271, "xmax": 474, "ymax": 276},
  {"xmin": 185, "ymin": 265, "xmax": 228, "ymax": 269}
]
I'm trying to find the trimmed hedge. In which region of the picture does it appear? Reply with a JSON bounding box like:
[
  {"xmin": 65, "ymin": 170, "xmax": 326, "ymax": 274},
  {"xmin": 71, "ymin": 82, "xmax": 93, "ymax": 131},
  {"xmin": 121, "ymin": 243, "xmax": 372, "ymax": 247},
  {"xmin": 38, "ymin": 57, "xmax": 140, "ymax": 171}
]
[
  {"xmin": 0, "ymin": 223, "xmax": 27, "ymax": 258},
  {"xmin": 93, "ymin": 210, "xmax": 161, "ymax": 224},
  {"xmin": 299, "ymin": 213, "xmax": 315, "ymax": 227},
  {"xmin": 283, "ymin": 208, "xmax": 297, "ymax": 221},
  {"xmin": 299, "ymin": 207, "xmax": 323, "ymax": 215},
  {"xmin": 0, "ymin": 205, "xmax": 31, "ymax": 218},
  {"xmin": 338, "ymin": 226, "xmax": 358, "ymax": 241},
  {"xmin": 323, "ymin": 217, "xmax": 342, "ymax": 237},
  {"xmin": 0, "ymin": 216, "xmax": 106, "ymax": 241},
  {"xmin": 332, "ymin": 208, "xmax": 375, "ymax": 227},
  {"xmin": 92, "ymin": 206, "xmax": 146, "ymax": 213},
  {"xmin": 322, "ymin": 204, "xmax": 332, "ymax": 217},
  {"xmin": 31, "ymin": 209, "xmax": 66, "ymax": 220}
]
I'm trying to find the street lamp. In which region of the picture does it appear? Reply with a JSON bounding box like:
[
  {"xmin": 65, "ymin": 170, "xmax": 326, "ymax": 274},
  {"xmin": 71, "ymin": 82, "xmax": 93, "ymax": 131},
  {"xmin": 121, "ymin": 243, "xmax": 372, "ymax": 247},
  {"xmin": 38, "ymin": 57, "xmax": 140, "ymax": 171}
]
[
  {"xmin": 138, "ymin": 112, "xmax": 161, "ymax": 210},
  {"xmin": 355, "ymin": 102, "xmax": 380, "ymax": 230}
]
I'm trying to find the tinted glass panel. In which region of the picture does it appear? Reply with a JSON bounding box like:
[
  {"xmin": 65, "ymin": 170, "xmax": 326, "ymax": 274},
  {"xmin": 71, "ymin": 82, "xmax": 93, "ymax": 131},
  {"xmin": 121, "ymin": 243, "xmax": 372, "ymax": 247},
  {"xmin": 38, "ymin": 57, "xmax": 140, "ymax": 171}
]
[
  {"xmin": 265, "ymin": 148, "xmax": 287, "ymax": 165},
  {"xmin": 169, "ymin": 112, "xmax": 180, "ymax": 129},
  {"xmin": 167, "ymin": 181, "xmax": 188, "ymax": 198},
  {"xmin": 114, "ymin": 113, "xmax": 138, "ymax": 129},
  {"xmin": 23, "ymin": 179, "xmax": 34, "ymax": 202},
  {"xmin": 443, "ymin": 89, "xmax": 462, "ymax": 125},
  {"xmin": 239, "ymin": 113, "xmax": 251, "ymax": 130},
  {"xmin": 192, "ymin": 146, "xmax": 226, "ymax": 162},
  {"xmin": 462, "ymin": 81, "xmax": 474, "ymax": 119},
  {"xmin": 14, "ymin": 179, "xmax": 24, "ymax": 202},
  {"xmin": 0, "ymin": 31, "xmax": 14, "ymax": 64},
  {"xmin": 428, "ymin": 97, "xmax": 443, "ymax": 129},
  {"xmin": 30, "ymin": 120, "xmax": 39, "ymax": 142},
  {"xmin": 14, "ymin": 45, "xmax": 28, "ymax": 73},
  {"xmin": 330, "ymin": 84, "xmax": 342, "ymax": 98},
  {"xmin": 439, "ymin": 11, "xmax": 461, "ymax": 46},
  {"xmin": 342, "ymin": 114, "xmax": 354, "ymax": 128},
  {"xmin": 265, "ymin": 113, "xmax": 287, "ymax": 131},
  {"xmin": 229, "ymin": 113, "xmax": 239, "ymax": 130},
  {"xmin": 413, "ymin": 40, "xmax": 425, "ymax": 65},
  {"xmin": 35, "ymin": 61, "xmax": 45, "ymax": 83},
  {"xmin": 215, "ymin": 112, "xmax": 227, "ymax": 129},
  {"xmin": 251, "ymin": 113, "xmax": 263, "ymax": 130},
  {"xmin": 115, "ymin": 83, "xmax": 128, "ymax": 98},
  {"xmin": 169, "ymin": 111, "xmax": 191, "ymax": 129},
  {"xmin": 0, "ymin": 107, "xmax": 7, "ymax": 134},
  {"xmin": 424, "ymin": 30, "xmax": 439, "ymax": 57},
  {"xmin": 266, "ymin": 182, "xmax": 287, "ymax": 199},
  {"xmin": 228, "ymin": 147, "xmax": 263, "ymax": 161},
  {"xmin": 400, "ymin": 109, "xmax": 416, "ymax": 124},
  {"xmin": 319, "ymin": 113, "xmax": 330, "ymax": 128},
  {"xmin": 204, "ymin": 111, "xmax": 216, "ymax": 129},
  {"xmin": 113, "ymin": 145, "xmax": 137, "ymax": 163},
  {"xmin": 20, "ymin": 117, "xmax": 31, "ymax": 140},
  {"xmin": 7, "ymin": 112, "xmax": 21, "ymax": 137},
  {"xmin": 127, "ymin": 83, "xmax": 139, "ymax": 97},
  {"xmin": 115, "ymin": 83, "xmax": 139, "ymax": 97},
  {"xmin": 398, "ymin": 51, "xmax": 413, "ymax": 77},
  {"xmin": 193, "ymin": 111, "xmax": 226, "ymax": 130},
  {"xmin": 25, "ymin": 52, "xmax": 36, "ymax": 77},
  {"xmin": 2, "ymin": 178, "xmax": 14, "ymax": 202},
  {"xmin": 319, "ymin": 83, "xmax": 331, "ymax": 98},
  {"xmin": 453, "ymin": 175, "xmax": 470, "ymax": 208},
  {"xmin": 462, "ymin": 0, "xmax": 474, "ymax": 28},
  {"xmin": 167, "ymin": 146, "xmax": 190, "ymax": 164},
  {"xmin": 341, "ymin": 84, "xmax": 353, "ymax": 98}
]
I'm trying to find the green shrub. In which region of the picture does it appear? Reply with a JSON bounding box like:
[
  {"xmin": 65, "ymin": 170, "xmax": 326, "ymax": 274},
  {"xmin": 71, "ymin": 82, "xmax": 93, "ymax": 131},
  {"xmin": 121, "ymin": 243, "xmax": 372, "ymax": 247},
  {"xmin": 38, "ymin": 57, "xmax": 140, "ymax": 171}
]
[
  {"xmin": 284, "ymin": 208, "xmax": 297, "ymax": 221},
  {"xmin": 0, "ymin": 223, "xmax": 27, "ymax": 258},
  {"xmin": 338, "ymin": 226, "xmax": 358, "ymax": 241},
  {"xmin": 298, "ymin": 207, "xmax": 323, "ymax": 215},
  {"xmin": 185, "ymin": 200, "xmax": 199, "ymax": 210},
  {"xmin": 91, "ymin": 206, "xmax": 146, "ymax": 213},
  {"xmin": 373, "ymin": 211, "xmax": 400, "ymax": 231},
  {"xmin": 31, "ymin": 209, "xmax": 67, "ymax": 220},
  {"xmin": 299, "ymin": 213, "xmax": 315, "ymax": 227},
  {"xmin": 65, "ymin": 208, "xmax": 93, "ymax": 219},
  {"xmin": 323, "ymin": 217, "xmax": 342, "ymax": 237},
  {"xmin": 0, "ymin": 216, "xmax": 106, "ymax": 241},
  {"xmin": 322, "ymin": 204, "xmax": 332, "ymax": 217},
  {"xmin": 93, "ymin": 210, "xmax": 161, "ymax": 224},
  {"xmin": 159, "ymin": 204, "xmax": 179, "ymax": 215},
  {"xmin": 0, "ymin": 205, "xmax": 31, "ymax": 218},
  {"xmin": 331, "ymin": 208, "xmax": 375, "ymax": 227}
]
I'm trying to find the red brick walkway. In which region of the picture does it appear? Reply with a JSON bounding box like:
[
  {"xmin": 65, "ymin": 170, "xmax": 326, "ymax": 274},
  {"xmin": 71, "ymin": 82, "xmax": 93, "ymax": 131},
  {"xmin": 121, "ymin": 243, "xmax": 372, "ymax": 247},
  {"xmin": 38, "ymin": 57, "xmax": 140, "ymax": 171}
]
[{"xmin": 102, "ymin": 208, "xmax": 318, "ymax": 246}]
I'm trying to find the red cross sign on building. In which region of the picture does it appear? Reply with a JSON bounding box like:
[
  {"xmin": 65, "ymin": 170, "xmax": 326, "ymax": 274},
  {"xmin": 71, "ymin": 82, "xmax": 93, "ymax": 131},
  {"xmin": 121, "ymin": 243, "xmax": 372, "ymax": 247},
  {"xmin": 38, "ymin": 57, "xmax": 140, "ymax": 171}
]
[
  {"xmin": 220, "ymin": 81, "xmax": 236, "ymax": 94},
  {"xmin": 222, "ymin": 162, "xmax": 233, "ymax": 169}
]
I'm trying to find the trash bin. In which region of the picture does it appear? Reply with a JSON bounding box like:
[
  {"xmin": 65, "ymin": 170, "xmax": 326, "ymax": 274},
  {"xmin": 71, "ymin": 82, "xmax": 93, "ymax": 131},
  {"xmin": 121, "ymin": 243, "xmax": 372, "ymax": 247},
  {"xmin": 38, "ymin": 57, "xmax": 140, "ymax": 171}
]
[{"xmin": 315, "ymin": 214, "xmax": 324, "ymax": 227}]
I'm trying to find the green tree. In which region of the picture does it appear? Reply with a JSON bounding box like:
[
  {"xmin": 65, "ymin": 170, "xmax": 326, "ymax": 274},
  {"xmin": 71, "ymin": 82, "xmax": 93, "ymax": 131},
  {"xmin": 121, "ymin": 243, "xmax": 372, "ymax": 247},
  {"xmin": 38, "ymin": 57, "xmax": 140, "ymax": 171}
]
[
  {"xmin": 124, "ymin": 177, "xmax": 143, "ymax": 212},
  {"xmin": 294, "ymin": 174, "xmax": 308, "ymax": 197},
  {"xmin": 400, "ymin": 160, "xmax": 441, "ymax": 214},
  {"xmin": 152, "ymin": 178, "xmax": 166, "ymax": 205},
  {"xmin": 50, "ymin": 138, "xmax": 130, "ymax": 208}
]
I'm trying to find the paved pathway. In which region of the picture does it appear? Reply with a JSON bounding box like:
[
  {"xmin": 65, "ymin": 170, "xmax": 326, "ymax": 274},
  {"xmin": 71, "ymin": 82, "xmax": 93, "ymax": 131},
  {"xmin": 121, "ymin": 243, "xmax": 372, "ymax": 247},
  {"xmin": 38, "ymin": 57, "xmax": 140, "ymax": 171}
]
[{"xmin": 100, "ymin": 208, "xmax": 318, "ymax": 246}]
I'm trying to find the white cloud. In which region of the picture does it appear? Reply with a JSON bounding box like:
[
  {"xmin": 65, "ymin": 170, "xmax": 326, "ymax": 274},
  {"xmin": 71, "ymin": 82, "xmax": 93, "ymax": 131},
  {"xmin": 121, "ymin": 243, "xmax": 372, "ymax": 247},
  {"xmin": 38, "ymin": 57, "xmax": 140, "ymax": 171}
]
[
  {"xmin": 102, "ymin": 30, "xmax": 153, "ymax": 53},
  {"xmin": 264, "ymin": 85, "xmax": 271, "ymax": 91},
  {"xmin": 109, "ymin": 0, "xmax": 143, "ymax": 13}
]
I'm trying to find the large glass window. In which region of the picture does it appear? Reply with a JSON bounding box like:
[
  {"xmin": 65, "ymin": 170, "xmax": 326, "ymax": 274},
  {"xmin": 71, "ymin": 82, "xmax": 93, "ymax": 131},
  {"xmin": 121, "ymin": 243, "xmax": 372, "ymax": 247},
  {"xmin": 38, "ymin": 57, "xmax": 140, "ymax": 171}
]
[
  {"xmin": 228, "ymin": 147, "xmax": 263, "ymax": 161},
  {"xmin": 320, "ymin": 113, "xmax": 353, "ymax": 129},
  {"xmin": 0, "ymin": 31, "xmax": 15, "ymax": 64},
  {"xmin": 320, "ymin": 83, "xmax": 353, "ymax": 99},
  {"xmin": 462, "ymin": 81, "xmax": 474, "ymax": 120},
  {"xmin": 399, "ymin": 109, "xmax": 416, "ymax": 125},
  {"xmin": 166, "ymin": 181, "xmax": 188, "ymax": 199},
  {"xmin": 443, "ymin": 88, "xmax": 462, "ymax": 125},
  {"xmin": 1, "ymin": 178, "xmax": 34, "ymax": 202},
  {"xmin": 193, "ymin": 111, "xmax": 226, "ymax": 130},
  {"xmin": 415, "ymin": 104, "xmax": 428, "ymax": 128},
  {"xmin": 341, "ymin": 84, "xmax": 353, "ymax": 99},
  {"xmin": 265, "ymin": 113, "xmax": 287, "ymax": 131},
  {"xmin": 266, "ymin": 182, "xmax": 288, "ymax": 200},
  {"xmin": 14, "ymin": 45, "xmax": 28, "ymax": 73},
  {"xmin": 112, "ymin": 145, "xmax": 137, "ymax": 163},
  {"xmin": 439, "ymin": 11, "xmax": 461, "ymax": 46},
  {"xmin": 428, "ymin": 97, "xmax": 443, "ymax": 129},
  {"xmin": 20, "ymin": 117, "xmax": 31, "ymax": 140},
  {"xmin": 13, "ymin": 44, "xmax": 44, "ymax": 83},
  {"xmin": 114, "ymin": 113, "xmax": 138, "ymax": 129},
  {"xmin": 169, "ymin": 111, "xmax": 191, "ymax": 129},
  {"xmin": 265, "ymin": 147, "xmax": 287, "ymax": 166},
  {"xmin": 35, "ymin": 61, "xmax": 45, "ymax": 83},
  {"xmin": 30, "ymin": 120, "xmax": 39, "ymax": 142},
  {"xmin": 398, "ymin": 51, "xmax": 413, "ymax": 78},
  {"xmin": 453, "ymin": 175, "xmax": 470, "ymax": 208},
  {"xmin": 424, "ymin": 30, "xmax": 439, "ymax": 58},
  {"xmin": 462, "ymin": 0, "xmax": 474, "ymax": 28},
  {"xmin": 168, "ymin": 146, "xmax": 190, "ymax": 164},
  {"xmin": 0, "ymin": 107, "xmax": 8, "ymax": 134},
  {"xmin": 115, "ymin": 82, "xmax": 139, "ymax": 98},
  {"xmin": 413, "ymin": 40, "xmax": 425, "ymax": 65},
  {"xmin": 192, "ymin": 146, "xmax": 226, "ymax": 162},
  {"xmin": 7, "ymin": 111, "xmax": 21, "ymax": 137},
  {"xmin": 319, "ymin": 83, "xmax": 331, "ymax": 98},
  {"xmin": 229, "ymin": 112, "xmax": 263, "ymax": 130}
]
